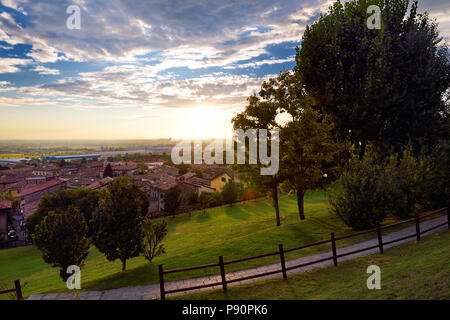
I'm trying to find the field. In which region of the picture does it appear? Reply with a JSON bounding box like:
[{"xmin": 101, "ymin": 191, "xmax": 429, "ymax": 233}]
[
  {"xmin": 176, "ymin": 230, "xmax": 450, "ymax": 300},
  {"xmin": 0, "ymin": 190, "xmax": 423, "ymax": 298}
]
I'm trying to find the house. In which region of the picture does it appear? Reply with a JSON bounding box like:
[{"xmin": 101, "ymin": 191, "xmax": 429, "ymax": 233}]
[
  {"xmin": 111, "ymin": 162, "xmax": 138, "ymax": 176},
  {"xmin": 1, "ymin": 167, "xmax": 33, "ymax": 179},
  {"xmin": 32, "ymin": 165, "xmax": 61, "ymax": 177},
  {"xmin": 208, "ymin": 171, "xmax": 233, "ymax": 192},
  {"xmin": 146, "ymin": 175, "xmax": 179, "ymax": 212},
  {"xmin": 185, "ymin": 167, "xmax": 233, "ymax": 192},
  {"xmin": 0, "ymin": 200, "xmax": 13, "ymax": 241},
  {"xmin": 19, "ymin": 178, "xmax": 68, "ymax": 218},
  {"xmin": 60, "ymin": 164, "xmax": 80, "ymax": 176},
  {"xmin": 87, "ymin": 177, "xmax": 113, "ymax": 190},
  {"xmin": 161, "ymin": 165, "xmax": 179, "ymax": 176}
]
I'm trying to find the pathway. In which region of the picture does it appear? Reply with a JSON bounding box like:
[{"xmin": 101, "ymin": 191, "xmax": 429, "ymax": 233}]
[{"xmin": 27, "ymin": 215, "xmax": 448, "ymax": 300}]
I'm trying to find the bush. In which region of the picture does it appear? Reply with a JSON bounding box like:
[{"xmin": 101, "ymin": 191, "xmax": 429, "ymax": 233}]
[
  {"xmin": 221, "ymin": 181, "xmax": 241, "ymax": 206},
  {"xmin": 383, "ymin": 148, "xmax": 419, "ymax": 220},
  {"xmin": 330, "ymin": 144, "xmax": 449, "ymax": 229},
  {"xmin": 241, "ymin": 188, "xmax": 263, "ymax": 201},
  {"xmin": 415, "ymin": 143, "xmax": 449, "ymax": 211},
  {"xmin": 329, "ymin": 156, "xmax": 389, "ymax": 230}
]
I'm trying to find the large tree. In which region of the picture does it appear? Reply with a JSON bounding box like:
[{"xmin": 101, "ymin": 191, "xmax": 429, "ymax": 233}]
[
  {"xmin": 26, "ymin": 188, "xmax": 100, "ymax": 240},
  {"xmin": 232, "ymin": 94, "xmax": 282, "ymax": 226},
  {"xmin": 297, "ymin": 0, "xmax": 450, "ymax": 157},
  {"xmin": 91, "ymin": 175, "xmax": 149, "ymax": 271},
  {"xmin": 33, "ymin": 206, "xmax": 90, "ymax": 281},
  {"xmin": 281, "ymin": 106, "xmax": 341, "ymax": 220}
]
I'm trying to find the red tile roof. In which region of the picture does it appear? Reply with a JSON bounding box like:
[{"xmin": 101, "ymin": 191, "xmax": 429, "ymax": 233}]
[
  {"xmin": 88, "ymin": 177, "xmax": 113, "ymax": 190},
  {"xmin": 0, "ymin": 200, "xmax": 13, "ymax": 210},
  {"xmin": 19, "ymin": 178, "xmax": 65, "ymax": 197}
]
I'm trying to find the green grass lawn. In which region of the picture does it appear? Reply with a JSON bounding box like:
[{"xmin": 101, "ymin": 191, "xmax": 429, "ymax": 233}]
[
  {"xmin": 175, "ymin": 230, "xmax": 450, "ymax": 300},
  {"xmin": 0, "ymin": 190, "xmax": 434, "ymax": 299}
]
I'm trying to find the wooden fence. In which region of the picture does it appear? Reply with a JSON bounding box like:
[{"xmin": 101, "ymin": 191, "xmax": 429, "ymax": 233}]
[
  {"xmin": 0, "ymin": 279, "xmax": 23, "ymax": 300},
  {"xmin": 158, "ymin": 206, "xmax": 449, "ymax": 300}
]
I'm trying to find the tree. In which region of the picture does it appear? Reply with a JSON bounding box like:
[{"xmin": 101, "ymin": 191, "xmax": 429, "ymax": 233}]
[
  {"xmin": 26, "ymin": 188, "xmax": 100, "ymax": 240},
  {"xmin": 163, "ymin": 186, "xmax": 182, "ymax": 215},
  {"xmin": 198, "ymin": 192, "xmax": 212, "ymax": 213},
  {"xmin": 296, "ymin": 0, "xmax": 450, "ymax": 158},
  {"xmin": 187, "ymin": 189, "xmax": 199, "ymax": 205},
  {"xmin": 103, "ymin": 163, "xmax": 113, "ymax": 178},
  {"xmin": 91, "ymin": 176, "xmax": 149, "ymax": 271},
  {"xmin": 33, "ymin": 206, "xmax": 90, "ymax": 281},
  {"xmin": 141, "ymin": 218, "xmax": 168, "ymax": 263},
  {"xmin": 232, "ymin": 93, "xmax": 282, "ymax": 226},
  {"xmin": 281, "ymin": 106, "xmax": 341, "ymax": 220},
  {"xmin": 221, "ymin": 181, "xmax": 241, "ymax": 207}
]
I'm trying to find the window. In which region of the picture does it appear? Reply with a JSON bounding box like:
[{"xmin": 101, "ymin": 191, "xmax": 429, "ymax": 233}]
[
  {"xmin": 160, "ymin": 193, "xmax": 164, "ymax": 199},
  {"xmin": 221, "ymin": 177, "xmax": 226, "ymax": 182}
]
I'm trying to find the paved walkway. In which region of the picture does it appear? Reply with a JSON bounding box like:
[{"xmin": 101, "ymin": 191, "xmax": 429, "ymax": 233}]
[{"xmin": 28, "ymin": 215, "xmax": 448, "ymax": 300}]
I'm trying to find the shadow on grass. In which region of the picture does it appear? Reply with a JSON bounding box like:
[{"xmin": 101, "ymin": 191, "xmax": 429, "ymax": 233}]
[
  {"xmin": 225, "ymin": 205, "xmax": 250, "ymax": 221},
  {"xmin": 80, "ymin": 263, "xmax": 159, "ymax": 292},
  {"xmin": 195, "ymin": 211, "xmax": 212, "ymax": 222}
]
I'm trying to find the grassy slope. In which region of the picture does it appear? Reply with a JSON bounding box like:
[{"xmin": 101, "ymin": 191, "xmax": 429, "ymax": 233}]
[
  {"xmin": 175, "ymin": 231, "xmax": 450, "ymax": 300},
  {"xmin": 0, "ymin": 190, "xmax": 416, "ymax": 298}
]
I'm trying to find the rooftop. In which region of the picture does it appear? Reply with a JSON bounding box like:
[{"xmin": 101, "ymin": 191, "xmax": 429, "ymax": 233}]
[
  {"xmin": 0, "ymin": 200, "xmax": 13, "ymax": 210},
  {"xmin": 19, "ymin": 178, "xmax": 65, "ymax": 197}
]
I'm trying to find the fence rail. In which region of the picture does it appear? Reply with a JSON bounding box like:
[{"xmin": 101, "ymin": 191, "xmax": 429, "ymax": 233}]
[
  {"xmin": 0, "ymin": 279, "xmax": 23, "ymax": 300},
  {"xmin": 158, "ymin": 206, "xmax": 449, "ymax": 300}
]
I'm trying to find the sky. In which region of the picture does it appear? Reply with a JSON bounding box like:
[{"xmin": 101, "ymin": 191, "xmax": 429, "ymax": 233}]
[{"xmin": 0, "ymin": 0, "xmax": 449, "ymax": 140}]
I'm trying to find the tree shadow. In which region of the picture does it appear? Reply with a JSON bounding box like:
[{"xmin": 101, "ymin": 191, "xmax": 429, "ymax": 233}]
[
  {"xmin": 225, "ymin": 206, "xmax": 250, "ymax": 221},
  {"xmin": 81, "ymin": 263, "xmax": 159, "ymax": 292}
]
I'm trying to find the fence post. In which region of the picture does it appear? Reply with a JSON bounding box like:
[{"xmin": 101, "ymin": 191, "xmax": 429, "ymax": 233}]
[
  {"xmin": 219, "ymin": 256, "xmax": 227, "ymax": 293},
  {"xmin": 14, "ymin": 279, "xmax": 22, "ymax": 300},
  {"xmin": 415, "ymin": 212, "xmax": 421, "ymax": 241},
  {"xmin": 158, "ymin": 264, "xmax": 165, "ymax": 300},
  {"xmin": 447, "ymin": 207, "xmax": 450, "ymax": 230},
  {"xmin": 331, "ymin": 232, "xmax": 338, "ymax": 266},
  {"xmin": 376, "ymin": 222, "xmax": 383, "ymax": 254},
  {"xmin": 279, "ymin": 244, "xmax": 287, "ymax": 280}
]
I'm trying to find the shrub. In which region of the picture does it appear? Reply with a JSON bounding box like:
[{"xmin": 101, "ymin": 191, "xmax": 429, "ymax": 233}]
[
  {"xmin": 329, "ymin": 156, "xmax": 389, "ymax": 230},
  {"xmin": 241, "ymin": 188, "xmax": 263, "ymax": 201},
  {"xmin": 415, "ymin": 143, "xmax": 449, "ymax": 210},
  {"xmin": 383, "ymin": 148, "xmax": 420, "ymax": 219},
  {"xmin": 221, "ymin": 181, "xmax": 241, "ymax": 206}
]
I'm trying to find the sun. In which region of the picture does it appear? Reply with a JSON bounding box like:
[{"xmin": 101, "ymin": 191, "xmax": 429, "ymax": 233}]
[{"xmin": 171, "ymin": 106, "xmax": 234, "ymax": 140}]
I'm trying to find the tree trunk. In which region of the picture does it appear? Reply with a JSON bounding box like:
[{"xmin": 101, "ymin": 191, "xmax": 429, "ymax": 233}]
[
  {"xmin": 359, "ymin": 141, "xmax": 366, "ymax": 160},
  {"xmin": 122, "ymin": 259, "xmax": 126, "ymax": 271},
  {"xmin": 297, "ymin": 189, "xmax": 305, "ymax": 220},
  {"xmin": 273, "ymin": 185, "xmax": 281, "ymax": 227}
]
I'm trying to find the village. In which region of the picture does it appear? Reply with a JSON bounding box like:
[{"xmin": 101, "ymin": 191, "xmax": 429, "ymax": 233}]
[{"xmin": 0, "ymin": 154, "xmax": 238, "ymax": 246}]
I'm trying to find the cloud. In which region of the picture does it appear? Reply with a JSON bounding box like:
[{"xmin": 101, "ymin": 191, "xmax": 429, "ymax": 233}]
[
  {"xmin": 32, "ymin": 65, "xmax": 60, "ymax": 75},
  {"xmin": 0, "ymin": 57, "xmax": 32, "ymax": 73},
  {"xmin": 0, "ymin": 0, "xmax": 330, "ymax": 64}
]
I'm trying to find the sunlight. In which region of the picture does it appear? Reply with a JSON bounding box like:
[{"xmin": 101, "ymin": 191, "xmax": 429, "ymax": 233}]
[{"xmin": 171, "ymin": 106, "xmax": 234, "ymax": 140}]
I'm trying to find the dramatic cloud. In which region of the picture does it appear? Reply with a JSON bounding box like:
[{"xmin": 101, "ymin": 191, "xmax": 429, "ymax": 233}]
[{"xmin": 0, "ymin": 0, "xmax": 448, "ymax": 139}]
